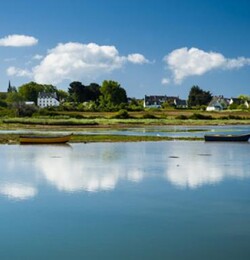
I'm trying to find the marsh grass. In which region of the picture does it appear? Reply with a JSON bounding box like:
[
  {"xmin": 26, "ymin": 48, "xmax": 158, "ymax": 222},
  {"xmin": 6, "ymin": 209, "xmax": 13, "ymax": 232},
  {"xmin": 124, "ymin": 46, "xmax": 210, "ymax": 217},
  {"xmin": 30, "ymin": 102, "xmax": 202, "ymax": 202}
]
[{"xmin": 3, "ymin": 118, "xmax": 99, "ymax": 126}]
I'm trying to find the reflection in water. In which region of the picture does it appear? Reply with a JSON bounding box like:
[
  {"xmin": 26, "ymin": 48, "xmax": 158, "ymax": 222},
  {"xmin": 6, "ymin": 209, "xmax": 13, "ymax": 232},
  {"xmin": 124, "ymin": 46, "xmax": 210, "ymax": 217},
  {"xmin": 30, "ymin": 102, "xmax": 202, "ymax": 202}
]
[
  {"xmin": 0, "ymin": 142, "xmax": 249, "ymax": 200},
  {"xmin": 37, "ymin": 156, "xmax": 120, "ymax": 192},
  {"xmin": 34, "ymin": 144, "xmax": 145, "ymax": 193},
  {"xmin": 0, "ymin": 183, "xmax": 37, "ymax": 200},
  {"xmin": 164, "ymin": 143, "xmax": 250, "ymax": 189}
]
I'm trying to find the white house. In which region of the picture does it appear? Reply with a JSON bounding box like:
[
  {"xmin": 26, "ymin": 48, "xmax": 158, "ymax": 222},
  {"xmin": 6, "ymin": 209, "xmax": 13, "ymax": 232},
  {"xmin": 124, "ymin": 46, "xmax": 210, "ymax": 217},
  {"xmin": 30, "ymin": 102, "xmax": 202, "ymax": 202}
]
[
  {"xmin": 37, "ymin": 92, "xmax": 60, "ymax": 108},
  {"xmin": 229, "ymin": 98, "xmax": 249, "ymax": 108},
  {"xmin": 206, "ymin": 96, "xmax": 229, "ymax": 111}
]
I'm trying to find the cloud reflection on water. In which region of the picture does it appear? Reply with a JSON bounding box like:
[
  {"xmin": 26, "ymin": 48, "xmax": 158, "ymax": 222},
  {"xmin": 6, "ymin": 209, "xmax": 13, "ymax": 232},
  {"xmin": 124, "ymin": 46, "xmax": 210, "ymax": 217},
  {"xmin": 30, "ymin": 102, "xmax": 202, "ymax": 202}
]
[
  {"xmin": 35, "ymin": 144, "xmax": 145, "ymax": 193},
  {"xmin": 0, "ymin": 142, "xmax": 249, "ymax": 200},
  {"xmin": 0, "ymin": 183, "xmax": 37, "ymax": 200},
  {"xmin": 164, "ymin": 143, "xmax": 250, "ymax": 189}
]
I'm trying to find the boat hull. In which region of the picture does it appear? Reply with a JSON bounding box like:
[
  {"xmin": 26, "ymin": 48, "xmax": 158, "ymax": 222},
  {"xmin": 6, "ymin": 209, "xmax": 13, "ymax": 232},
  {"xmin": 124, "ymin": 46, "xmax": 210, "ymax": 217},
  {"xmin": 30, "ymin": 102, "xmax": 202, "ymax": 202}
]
[
  {"xmin": 19, "ymin": 135, "xmax": 71, "ymax": 144},
  {"xmin": 204, "ymin": 134, "xmax": 250, "ymax": 142}
]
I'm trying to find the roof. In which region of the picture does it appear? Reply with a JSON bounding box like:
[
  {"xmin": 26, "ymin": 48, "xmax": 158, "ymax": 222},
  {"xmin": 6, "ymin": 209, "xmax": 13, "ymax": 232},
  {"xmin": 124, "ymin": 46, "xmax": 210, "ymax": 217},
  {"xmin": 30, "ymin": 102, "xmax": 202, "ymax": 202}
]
[{"xmin": 38, "ymin": 92, "xmax": 58, "ymax": 99}]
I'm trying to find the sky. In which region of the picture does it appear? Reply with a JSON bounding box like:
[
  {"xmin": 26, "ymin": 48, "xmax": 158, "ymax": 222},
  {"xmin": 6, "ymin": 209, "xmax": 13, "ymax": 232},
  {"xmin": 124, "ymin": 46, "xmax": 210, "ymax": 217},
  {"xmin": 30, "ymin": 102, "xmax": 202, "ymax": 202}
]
[{"xmin": 0, "ymin": 0, "xmax": 250, "ymax": 98}]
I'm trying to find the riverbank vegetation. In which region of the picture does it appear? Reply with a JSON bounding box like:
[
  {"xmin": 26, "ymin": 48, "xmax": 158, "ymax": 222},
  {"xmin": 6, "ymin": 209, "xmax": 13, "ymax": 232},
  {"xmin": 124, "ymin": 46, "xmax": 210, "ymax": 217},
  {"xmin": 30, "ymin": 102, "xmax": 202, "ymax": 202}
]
[
  {"xmin": 0, "ymin": 80, "xmax": 249, "ymax": 144},
  {"xmin": 1, "ymin": 109, "xmax": 250, "ymax": 128}
]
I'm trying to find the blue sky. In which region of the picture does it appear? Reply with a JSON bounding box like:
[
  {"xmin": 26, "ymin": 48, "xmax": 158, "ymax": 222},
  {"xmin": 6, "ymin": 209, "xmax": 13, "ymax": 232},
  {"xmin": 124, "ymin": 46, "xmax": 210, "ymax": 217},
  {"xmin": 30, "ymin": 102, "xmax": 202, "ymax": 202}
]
[{"xmin": 0, "ymin": 0, "xmax": 250, "ymax": 98}]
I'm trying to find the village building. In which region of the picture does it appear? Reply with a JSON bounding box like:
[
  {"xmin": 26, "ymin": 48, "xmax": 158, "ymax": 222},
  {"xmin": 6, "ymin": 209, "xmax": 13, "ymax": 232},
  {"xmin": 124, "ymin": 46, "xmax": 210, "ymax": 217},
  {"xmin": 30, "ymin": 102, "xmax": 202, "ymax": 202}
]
[
  {"xmin": 144, "ymin": 95, "xmax": 187, "ymax": 109},
  {"xmin": 174, "ymin": 99, "xmax": 188, "ymax": 108},
  {"xmin": 144, "ymin": 95, "xmax": 168, "ymax": 108},
  {"xmin": 37, "ymin": 92, "xmax": 60, "ymax": 108},
  {"xmin": 229, "ymin": 98, "xmax": 249, "ymax": 108},
  {"xmin": 206, "ymin": 96, "xmax": 229, "ymax": 111}
]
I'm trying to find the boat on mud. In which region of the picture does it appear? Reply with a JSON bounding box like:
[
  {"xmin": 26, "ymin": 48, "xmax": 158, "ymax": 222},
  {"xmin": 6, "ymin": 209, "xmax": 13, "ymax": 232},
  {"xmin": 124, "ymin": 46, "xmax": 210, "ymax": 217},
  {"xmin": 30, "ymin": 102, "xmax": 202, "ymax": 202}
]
[{"xmin": 19, "ymin": 134, "xmax": 71, "ymax": 144}]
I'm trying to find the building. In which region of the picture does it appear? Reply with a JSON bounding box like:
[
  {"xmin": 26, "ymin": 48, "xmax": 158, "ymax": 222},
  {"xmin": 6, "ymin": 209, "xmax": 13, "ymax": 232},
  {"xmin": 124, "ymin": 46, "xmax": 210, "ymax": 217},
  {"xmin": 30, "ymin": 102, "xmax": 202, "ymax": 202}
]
[
  {"xmin": 229, "ymin": 98, "xmax": 249, "ymax": 108},
  {"xmin": 174, "ymin": 99, "xmax": 188, "ymax": 108},
  {"xmin": 37, "ymin": 92, "xmax": 60, "ymax": 108},
  {"xmin": 144, "ymin": 95, "xmax": 168, "ymax": 108},
  {"xmin": 206, "ymin": 96, "xmax": 228, "ymax": 111},
  {"xmin": 144, "ymin": 95, "xmax": 187, "ymax": 108}
]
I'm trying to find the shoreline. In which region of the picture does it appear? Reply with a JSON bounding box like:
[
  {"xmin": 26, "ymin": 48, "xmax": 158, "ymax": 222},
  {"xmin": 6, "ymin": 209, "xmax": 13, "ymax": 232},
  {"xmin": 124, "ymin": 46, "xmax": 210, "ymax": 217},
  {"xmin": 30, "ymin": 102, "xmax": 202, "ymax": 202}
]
[
  {"xmin": 0, "ymin": 133, "xmax": 204, "ymax": 145},
  {"xmin": 1, "ymin": 120, "xmax": 249, "ymax": 144}
]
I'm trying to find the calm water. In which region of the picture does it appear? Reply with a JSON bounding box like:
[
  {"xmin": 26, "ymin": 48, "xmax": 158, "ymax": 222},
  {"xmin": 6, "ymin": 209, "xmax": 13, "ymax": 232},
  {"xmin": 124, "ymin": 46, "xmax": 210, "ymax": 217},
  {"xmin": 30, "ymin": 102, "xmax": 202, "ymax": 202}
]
[{"xmin": 0, "ymin": 141, "xmax": 250, "ymax": 259}]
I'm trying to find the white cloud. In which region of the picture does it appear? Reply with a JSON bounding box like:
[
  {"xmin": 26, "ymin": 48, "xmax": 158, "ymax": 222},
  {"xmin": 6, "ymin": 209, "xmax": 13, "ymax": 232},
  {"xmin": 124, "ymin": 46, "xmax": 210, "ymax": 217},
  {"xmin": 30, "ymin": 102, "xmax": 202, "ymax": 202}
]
[
  {"xmin": 8, "ymin": 42, "xmax": 148, "ymax": 84},
  {"xmin": 161, "ymin": 77, "xmax": 170, "ymax": 85},
  {"xmin": 225, "ymin": 57, "xmax": 250, "ymax": 69},
  {"xmin": 33, "ymin": 54, "xmax": 43, "ymax": 60},
  {"xmin": 163, "ymin": 47, "xmax": 250, "ymax": 84},
  {"xmin": 32, "ymin": 42, "xmax": 126, "ymax": 84},
  {"xmin": 127, "ymin": 53, "xmax": 149, "ymax": 64},
  {"xmin": 0, "ymin": 34, "xmax": 38, "ymax": 47},
  {"xmin": 7, "ymin": 66, "xmax": 32, "ymax": 77}
]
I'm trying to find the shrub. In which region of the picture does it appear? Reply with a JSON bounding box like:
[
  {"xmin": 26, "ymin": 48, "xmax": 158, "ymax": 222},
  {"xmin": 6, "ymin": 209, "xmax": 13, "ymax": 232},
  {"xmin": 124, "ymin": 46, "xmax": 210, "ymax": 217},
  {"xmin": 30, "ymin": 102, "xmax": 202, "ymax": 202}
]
[
  {"xmin": 17, "ymin": 104, "xmax": 38, "ymax": 117},
  {"xmin": 189, "ymin": 113, "xmax": 213, "ymax": 120},
  {"xmin": 227, "ymin": 114, "xmax": 242, "ymax": 120},
  {"xmin": 142, "ymin": 113, "xmax": 157, "ymax": 119},
  {"xmin": 175, "ymin": 114, "xmax": 188, "ymax": 120},
  {"xmin": 113, "ymin": 109, "xmax": 130, "ymax": 119}
]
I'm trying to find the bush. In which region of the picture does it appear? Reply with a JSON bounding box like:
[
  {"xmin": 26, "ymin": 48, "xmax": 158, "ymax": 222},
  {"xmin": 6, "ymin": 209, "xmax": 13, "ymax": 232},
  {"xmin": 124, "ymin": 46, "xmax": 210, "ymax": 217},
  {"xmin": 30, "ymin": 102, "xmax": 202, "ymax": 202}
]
[
  {"xmin": 113, "ymin": 109, "xmax": 130, "ymax": 119},
  {"xmin": 17, "ymin": 104, "xmax": 38, "ymax": 117},
  {"xmin": 227, "ymin": 114, "xmax": 243, "ymax": 120},
  {"xmin": 175, "ymin": 114, "xmax": 188, "ymax": 120},
  {"xmin": 0, "ymin": 99, "xmax": 7, "ymax": 108},
  {"xmin": 0, "ymin": 108, "xmax": 15, "ymax": 117},
  {"xmin": 142, "ymin": 113, "xmax": 157, "ymax": 119},
  {"xmin": 189, "ymin": 113, "xmax": 213, "ymax": 120}
]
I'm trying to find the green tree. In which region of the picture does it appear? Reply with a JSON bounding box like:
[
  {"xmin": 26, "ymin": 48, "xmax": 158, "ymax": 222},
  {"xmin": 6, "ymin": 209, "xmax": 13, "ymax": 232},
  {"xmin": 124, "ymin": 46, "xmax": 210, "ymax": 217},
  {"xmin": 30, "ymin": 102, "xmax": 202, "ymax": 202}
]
[
  {"xmin": 87, "ymin": 83, "xmax": 101, "ymax": 102},
  {"xmin": 68, "ymin": 81, "xmax": 101, "ymax": 103},
  {"xmin": 18, "ymin": 82, "xmax": 58, "ymax": 104},
  {"xmin": 238, "ymin": 94, "xmax": 250, "ymax": 101},
  {"xmin": 188, "ymin": 85, "xmax": 212, "ymax": 107},
  {"xmin": 57, "ymin": 89, "xmax": 69, "ymax": 101},
  {"xmin": 99, "ymin": 80, "xmax": 127, "ymax": 110},
  {"xmin": 6, "ymin": 92, "xmax": 24, "ymax": 105},
  {"xmin": 0, "ymin": 99, "xmax": 7, "ymax": 108},
  {"xmin": 68, "ymin": 81, "xmax": 84, "ymax": 102}
]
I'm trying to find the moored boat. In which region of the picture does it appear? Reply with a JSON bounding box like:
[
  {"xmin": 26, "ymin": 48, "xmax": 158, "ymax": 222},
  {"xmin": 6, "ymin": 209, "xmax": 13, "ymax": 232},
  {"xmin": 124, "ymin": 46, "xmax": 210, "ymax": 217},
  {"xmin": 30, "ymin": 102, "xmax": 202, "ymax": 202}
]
[
  {"xmin": 204, "ymin": 133, "xmax": 250, "ymax": 142},
  {"xmin": 19, "ymin": 134, "xmax": 71, "ymax": 144}
]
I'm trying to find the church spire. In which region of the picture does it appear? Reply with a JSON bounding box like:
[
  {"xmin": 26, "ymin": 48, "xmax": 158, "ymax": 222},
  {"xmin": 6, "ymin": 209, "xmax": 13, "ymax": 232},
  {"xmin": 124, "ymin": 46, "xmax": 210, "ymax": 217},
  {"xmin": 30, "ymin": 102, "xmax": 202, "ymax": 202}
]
[{"xmin": 7, "ymin": 80, "xmax": 12, "ymax": 92}]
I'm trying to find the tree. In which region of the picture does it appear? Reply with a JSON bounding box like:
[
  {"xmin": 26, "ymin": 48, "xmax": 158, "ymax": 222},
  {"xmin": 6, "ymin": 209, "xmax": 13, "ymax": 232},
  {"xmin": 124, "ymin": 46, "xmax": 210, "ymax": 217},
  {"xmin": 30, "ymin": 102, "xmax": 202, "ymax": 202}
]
[
  {"xmin": 68, "ymin": 81, "xmax": 101, "ymax": 103},
  {"xmin": 188, "ymin": 86, "xmax": 212, "ymax": 107},
  {"xmin": 238, "ymin": 94, "xmax": 250, "ymax": 101},
  {"xmin": 57, "ymin": 89, "xmax": 69, "ymax": 101},
  {"xmin": 68, "ymin": 81, "xmax": 85, "ymax": 102},
  {"xmin": 18, "ymin": 82, "xmax": 58, "ymax": 104},
  {"xmin": 99, "ymin": 80, "xmax": 127, "ymax": 110},
  {"xmin": 87, "ymin": 83, "xmax": 101, "ymax": 102},
  {"xmin": 19, "ymin": 82, "xmax": 43, "ymax": 103},
  {"xmin": 6, "ymin": 92, "xmax": 24, "ymax": 105}
]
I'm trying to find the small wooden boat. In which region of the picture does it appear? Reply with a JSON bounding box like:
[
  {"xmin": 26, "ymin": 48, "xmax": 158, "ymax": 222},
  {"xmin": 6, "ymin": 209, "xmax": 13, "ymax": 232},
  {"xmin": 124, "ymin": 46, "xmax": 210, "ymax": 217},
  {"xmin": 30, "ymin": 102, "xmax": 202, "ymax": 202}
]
[
  {"xmin": 204, "ymin": 133, "xmax": 250, "ymax": 142},
  {"xmin": 19, "ymin": 134, "xmax": 71, "ymax": 144}
]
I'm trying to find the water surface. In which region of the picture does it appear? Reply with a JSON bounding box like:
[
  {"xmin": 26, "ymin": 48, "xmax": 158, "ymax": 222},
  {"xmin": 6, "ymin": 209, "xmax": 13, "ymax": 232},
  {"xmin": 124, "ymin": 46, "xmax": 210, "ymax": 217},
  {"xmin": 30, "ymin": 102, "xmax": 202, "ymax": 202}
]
[{"xmin": 0, "ymin": 141, "xmax": 250, "ymax": 259}]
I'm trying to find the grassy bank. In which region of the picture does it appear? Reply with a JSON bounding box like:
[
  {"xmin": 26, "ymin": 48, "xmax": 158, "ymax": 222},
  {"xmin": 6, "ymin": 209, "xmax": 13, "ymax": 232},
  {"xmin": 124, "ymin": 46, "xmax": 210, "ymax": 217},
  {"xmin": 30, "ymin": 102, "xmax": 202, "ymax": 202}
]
[
  {"xmin": 0, "ymin": 133, "xmax": 203, "ymax": 145},
  {"xmin": 0, "ymin": 109, "xmax": 249, "ymax": 144}
]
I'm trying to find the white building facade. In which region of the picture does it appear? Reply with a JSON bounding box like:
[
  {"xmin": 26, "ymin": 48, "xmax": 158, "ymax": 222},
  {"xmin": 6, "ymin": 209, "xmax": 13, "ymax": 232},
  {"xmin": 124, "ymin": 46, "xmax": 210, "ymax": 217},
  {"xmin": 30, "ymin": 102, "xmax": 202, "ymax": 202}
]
[{"xmin": 37, "ymin": 92, "xmax": 60, "ymax": 108}]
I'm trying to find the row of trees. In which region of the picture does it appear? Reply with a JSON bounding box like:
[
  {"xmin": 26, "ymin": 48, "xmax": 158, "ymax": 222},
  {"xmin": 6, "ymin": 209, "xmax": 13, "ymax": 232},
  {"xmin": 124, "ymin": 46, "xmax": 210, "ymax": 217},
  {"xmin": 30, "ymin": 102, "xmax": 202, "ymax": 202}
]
[
  {"xmin": 0, "ymin": 81, "xmax": 249, "ymax": 114},
  {"xmin": 0, "ymin": 80, "xmax": 133, "ymax": 112}
]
